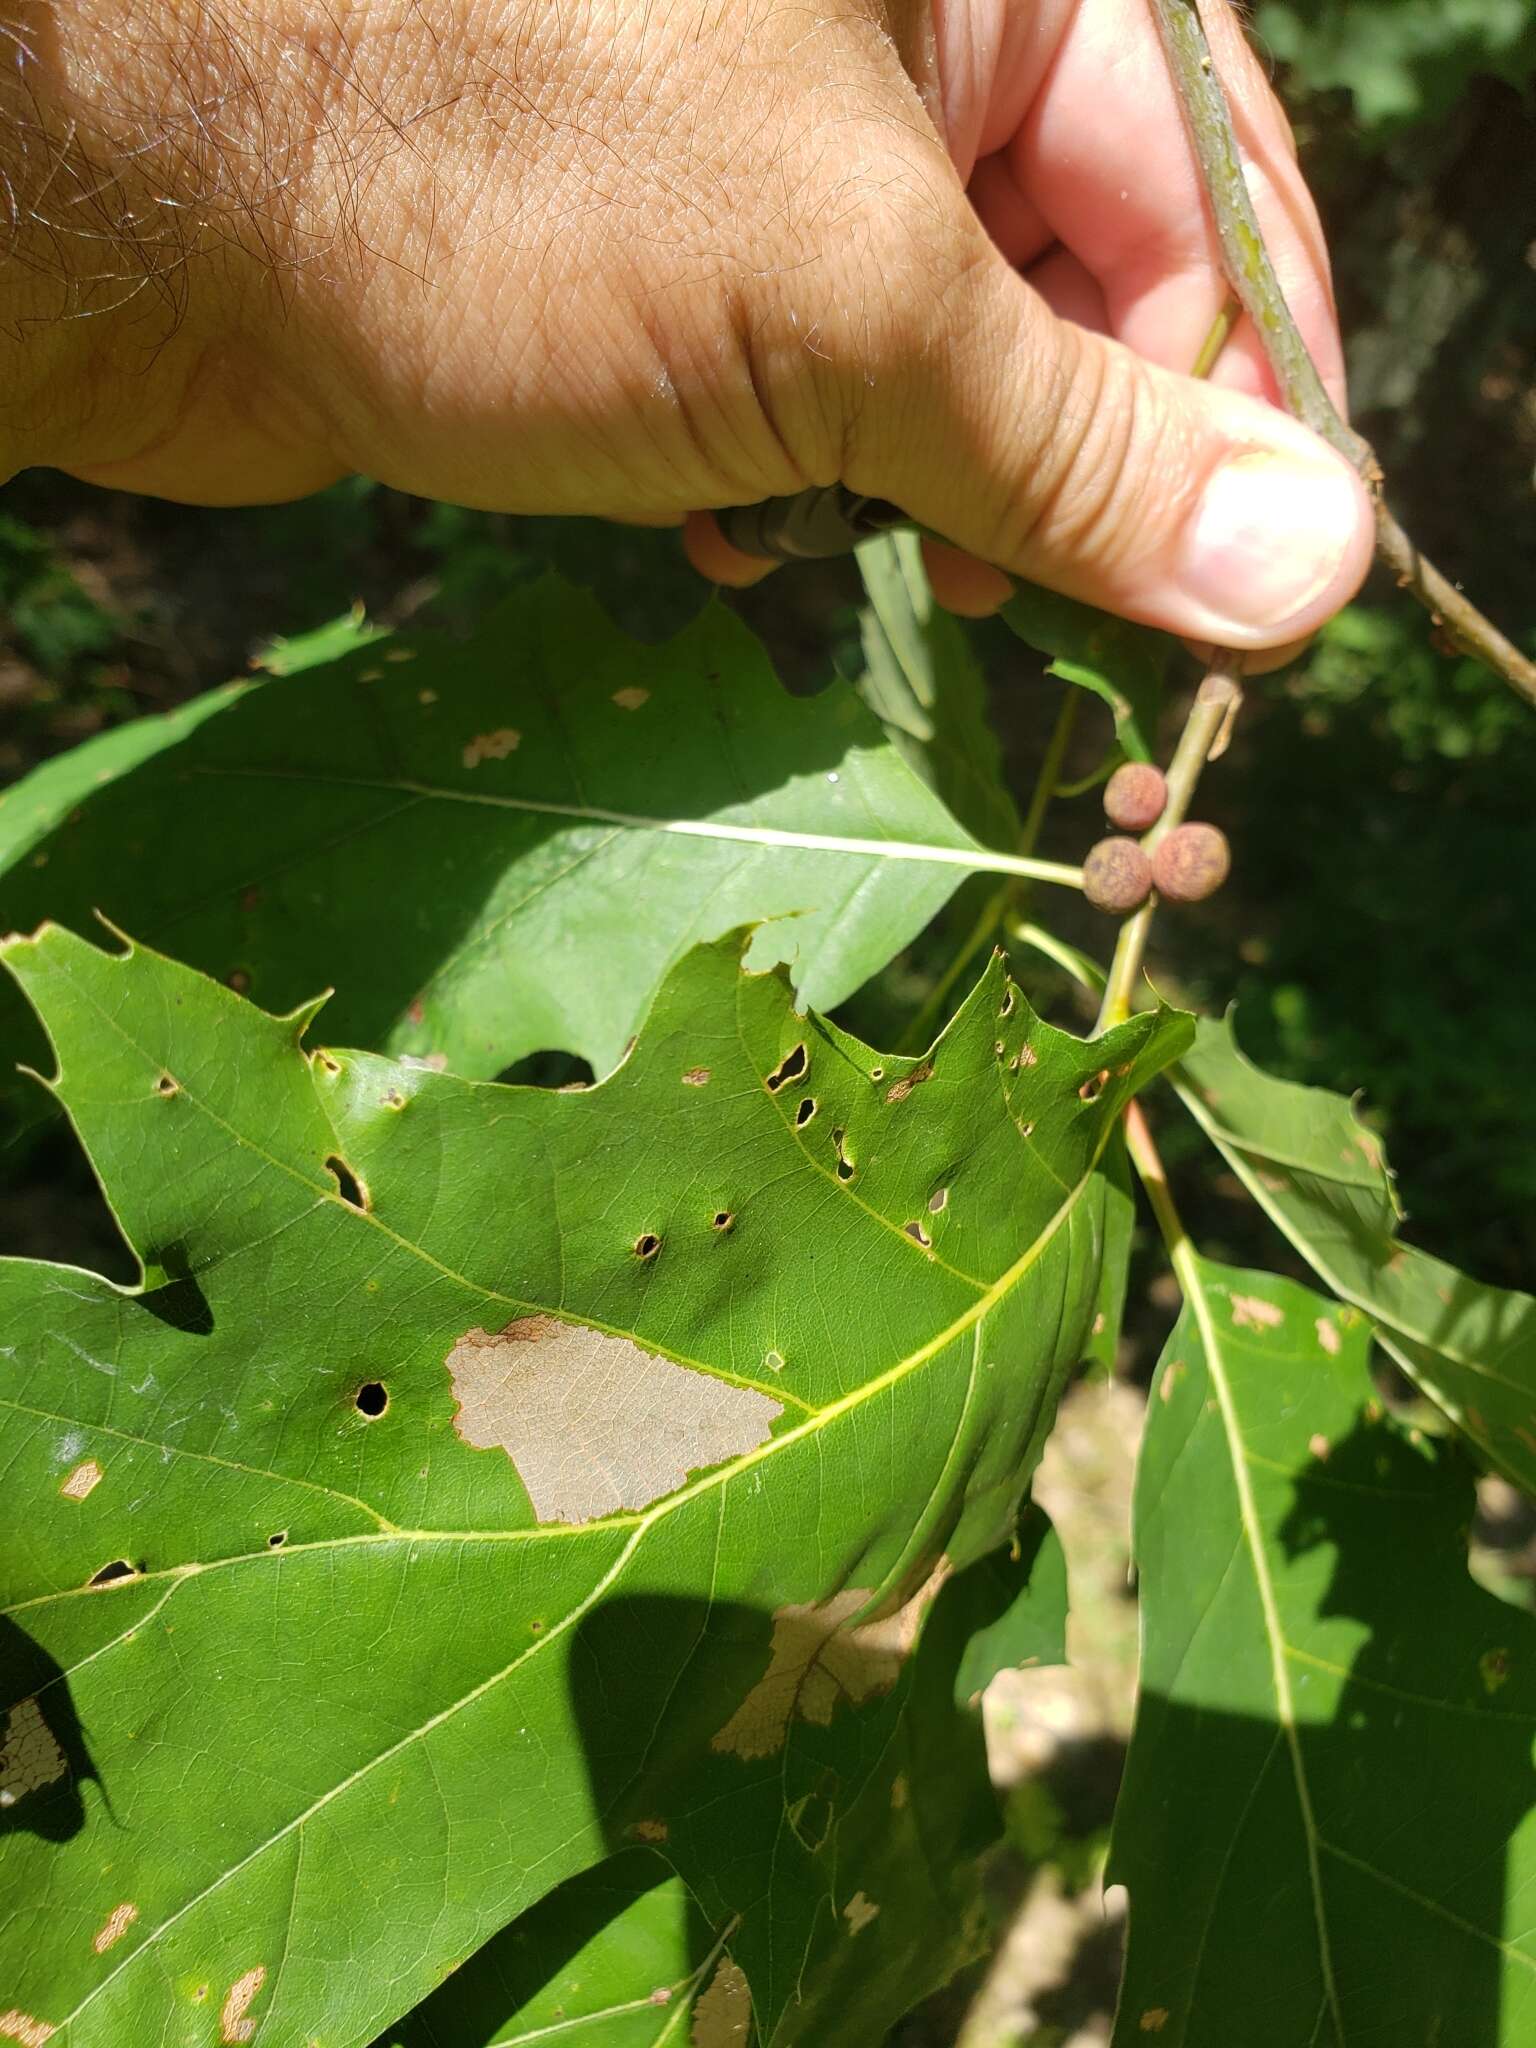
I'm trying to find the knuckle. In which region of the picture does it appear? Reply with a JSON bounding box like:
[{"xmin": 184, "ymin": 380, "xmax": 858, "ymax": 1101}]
[{"xmin": 992, "ymin": 338, "xmax": 1178, "ymax": 573}]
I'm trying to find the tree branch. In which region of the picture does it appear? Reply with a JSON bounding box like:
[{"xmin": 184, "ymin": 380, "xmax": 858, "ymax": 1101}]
[{"xmin": 1150, "ymin": 0, "xmax": 1536, "ymax": 709}]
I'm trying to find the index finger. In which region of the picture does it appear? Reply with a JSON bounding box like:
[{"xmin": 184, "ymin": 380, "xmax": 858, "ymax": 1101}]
[{"xmin": 989, "ymin": 0, "xmax": 1348, "ymax": 410}]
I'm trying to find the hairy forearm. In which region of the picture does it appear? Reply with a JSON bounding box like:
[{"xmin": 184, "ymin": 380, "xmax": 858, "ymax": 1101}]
[{"xmin": 0, "ymin": 0, "xmax": 493, "ymax": 486}]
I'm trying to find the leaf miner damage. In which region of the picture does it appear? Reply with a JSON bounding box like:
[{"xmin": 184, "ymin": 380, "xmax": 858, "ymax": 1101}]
[
  {"xmin": 711, "ymin": 1565, "xmax": 948, "ymax": 1760},
  {"xmin": 445, "ymin": 1317, "xmax": 782, "ymax": 1524}
]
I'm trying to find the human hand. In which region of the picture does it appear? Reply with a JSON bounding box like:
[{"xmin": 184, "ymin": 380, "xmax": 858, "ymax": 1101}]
[{"xmin": 2, "ymin": 0, "xmax": 1372, "ymax": 650}]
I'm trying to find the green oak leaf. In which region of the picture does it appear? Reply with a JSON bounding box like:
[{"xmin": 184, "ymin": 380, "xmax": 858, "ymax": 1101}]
[
  {"xmin": 0, "ymin": 573, "xmax": 1035, "ymax": 1106},
  {"xmin": 1113, "ymin": 1260, "xmax": 1536, "ymax": 2045},
  {"xmin": 0, "ymin": 924, "xmax": 1187, "ymax": 2048},
  {"xmin": 377, "ymin": 1531, "xmax": 1068, "ymax": 2048},
  {"xmin": 1000, "ymin": 587, "xmax": 1171, "ymax": 763},
  {"xmin": 1176, "ymin": 1014, "xmax": 1536, "ymax": 1493},
  {"xmin": 371, "ymin": 1849, "xmax": 728, "ymax": 2047},
  {"xmin": 1256, "ymin": 0, "xmax": 1536, "ymax": 136},
  {"xmin": 848, "ymin": 531, "xmax": 1021, "ymax": 849}
]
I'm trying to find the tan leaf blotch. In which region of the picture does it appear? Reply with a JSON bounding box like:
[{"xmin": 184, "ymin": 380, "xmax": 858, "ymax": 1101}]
[
  {"xmin": 445, "ymin": 1318, "xmax": 781, "ymax": 1525},
  {"xmin": 712, "ymin": 1565, "xmax": 948, "ymax": 1760},
  {"xmin": 461, "ymin": 728, "xmax": 521, "ymax": 769},
  {"xmin": 59, "ymin": 1459, "xmax": 103, "ymax": 1501},
  {"xmin": 0, "ymin": 2015, "xmax": 54, "ymax": 2047},
  {"xmin": 843, "ymin": 1891, "xmax": 880, "ymax": 1934},
  {"xmin": 219, "ymin": 1967, "xmax": 266, "ymax": 2045},
  {"xmin": 1230, "ymin": 1294, "xmax": 1284, "ymax": 1331},
  {"xmin": 92, "ymin": 1903, "xmax": 138, "ymax": 1954},
  {"xmin": 0, "ymin": 1697, "xmax": 67, "ymax": 1810},
  {"xmin": 691, "ymin": 1959, "xmax": 751, "ymax": 2046}
]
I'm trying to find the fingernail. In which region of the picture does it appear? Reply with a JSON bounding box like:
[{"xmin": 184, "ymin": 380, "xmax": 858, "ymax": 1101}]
[{"xmin": 1177, "ymin": 450, "xmax": 1363, "ymax": 631}]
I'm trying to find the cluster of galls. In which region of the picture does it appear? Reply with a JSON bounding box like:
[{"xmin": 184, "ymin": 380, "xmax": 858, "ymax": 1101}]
[{"xmin": 1082, "ymin": 762, "xmax": 1230, "ymax": 916}]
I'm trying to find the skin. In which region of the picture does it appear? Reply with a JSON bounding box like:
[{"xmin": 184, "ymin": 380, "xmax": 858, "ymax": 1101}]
[{"xmin": 0, "ymin": 0, "xmax": 1374, "ymax": 651}]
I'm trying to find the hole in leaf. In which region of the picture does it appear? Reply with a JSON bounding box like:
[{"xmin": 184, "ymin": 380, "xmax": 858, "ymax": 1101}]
[
  {"xmin": 1000, "ymin": 987, "xmax": 1016, "ymax": 1017},
  {"xmin": 494, "ymin": 1050, "xmax": 597, "ymax": 1090},
  {"xmin": 831, "ymin": 1127, "xmax": 856, "ymax": 1183},
  {"xmin": 355, "ymin": 1381, "xmax": 388, "ymax": 1419},
  {"xmin": 994, "ymin": 1040, "xmax": 1006, "ymax": 1059},
  {"xmin": 795, "ymin": 1097, "xmax": 817, "ymax": 1128},
  {"xmin": 88, "ymin": 1559, "xmax": 139, "ymax": 1588},
  {"xmin": 267, "ymin": 1531, "xmax": 287, "ymax": 1549},
  {"xmin": 325, "ymin": 1156, "xmax": 368, "ymax": 1209},
  {"xmin": 153, "ymin": 1072, "xmax": 178, "ymax": 1097},
  {"xmin": 712, "ymin": 1211, "xmax": 735, "ymax": 1233},
  {"xmin": 1079, "ymin": 1070, "xmax": 1110, "ymax": 1103},
  {"xmin": 765, "ymin": 1043, "xmax": 808, "ymax": 1092},
  {"xmin": 633, "ymin": 1233, "xmax": 662, "ymax": 1261},
  {"xmin": 903, "ymin": 1220, "xmax": 933, "ymax": 1248},
  {"xmin": 869, "ymin": 1066, "xmax": 885, "ymax": 1083}
]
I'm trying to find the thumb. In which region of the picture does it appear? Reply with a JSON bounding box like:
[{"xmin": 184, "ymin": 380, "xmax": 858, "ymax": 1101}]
[{"xmin": 860, "ymin": 249, "xmax": 1375, "ymax": 649}]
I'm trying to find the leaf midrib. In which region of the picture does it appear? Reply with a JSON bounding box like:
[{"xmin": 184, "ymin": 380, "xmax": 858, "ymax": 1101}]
[
  {"xmin": 1180, "ymin": 1266, "xmax": 1345, "ymax": 2041},
  {"xmin": 191, "ymin": 765, "xmax": 1078, "ymax": 888}
]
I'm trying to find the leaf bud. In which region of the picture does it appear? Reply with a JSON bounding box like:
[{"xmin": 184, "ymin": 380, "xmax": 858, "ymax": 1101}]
[
  {"xmin": 1103, "ymin": 761, "xmax": 1168, "ymax": 833},
  {"xmin": 1152, "ymin": 822, "xmax": 1231, "ymax": 903},
  {"xmin": 1082, "ymin": 836, "xmax": 1154, "ymax": 915}
]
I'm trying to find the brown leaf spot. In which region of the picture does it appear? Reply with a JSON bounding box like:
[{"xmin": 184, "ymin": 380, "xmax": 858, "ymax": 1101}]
[
  {"xmin": 885, "ymin": 1063, "xmax": 932, "ymax": 1106},
  {"xmin": 1158, "ymin": 1360, "xmax": 1186, "ymax": 1404},
  {"xmin": 92, "ymin": 1902, "xmax": 138, "ymax": 1954},
  {"xmin": 1308, "ymin": 1435, "xmax": 1331, "ymax": 1462},
  {"xmin": 711, "ymin": 1565, "xmax": 948, "ymax": 1760},
  {"xmin": 445, "ymin": 1318, "xmax": 781, "ymax": 1524},
  {"xmin": 649, "ymin": 1985, "xmax": 673, "ymax": 2006},
  {"xmin": 843, "ymin": 1892, "xmax": 880, "ymax": 1934},
  {"xmin": 691, "ymin": 1959, "xmax": 751, "ymax": 2047},
  {"xmin": 1139, "ymin": 2011, "xmax": 1170, "ymax": 2034},
  {"xmin": 611, "ymin": 686, "xmax": 650, "ymax": 710},
  {"xmin": 60, "ymin": 1459, "xmax": 103, "ymax": 1502},
  {"xmin": 1315, "ymin": 1318, "xmax": 1341, "ymax": 1356},
  {"xmin": 461, "ymin": 728, "xmax": 521, "ymax": 769},
  {"xmin": 1230, "ymin": 1294, "xmax": 1284, "ymax": 1331},
  {"xmin": 682, "ymin": 1067, "xmax": 712, "ymax": 1087},
  {"xmin": 631, "ymin": 1817, "xmax": 669, "ymax": 1842},
  {"xmin": 890, "ymin": 1773, "xmax": 909, "ymax": 1810},
  {"xmin": 0, "ymin": 2013, "xmax": 56, "ymax": 2047},
  {"xmin": 383, "ymin": 647, "xmax": 416, "ymax": 664},
  {"xmin": 220, "ymin": 1967, "xmax": 266, "ymax": 2045},
  {"xmin": 927, "ymin": 1187, "xmax": 948, "ymax": 1215},
  {"xmin": 0, "ymin": 1697, "xmax": 67, "ymax": 1810},
  {"xmin": 1019, "ymin": 1044, "xmax": 1038, "ymax": 1067}
]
